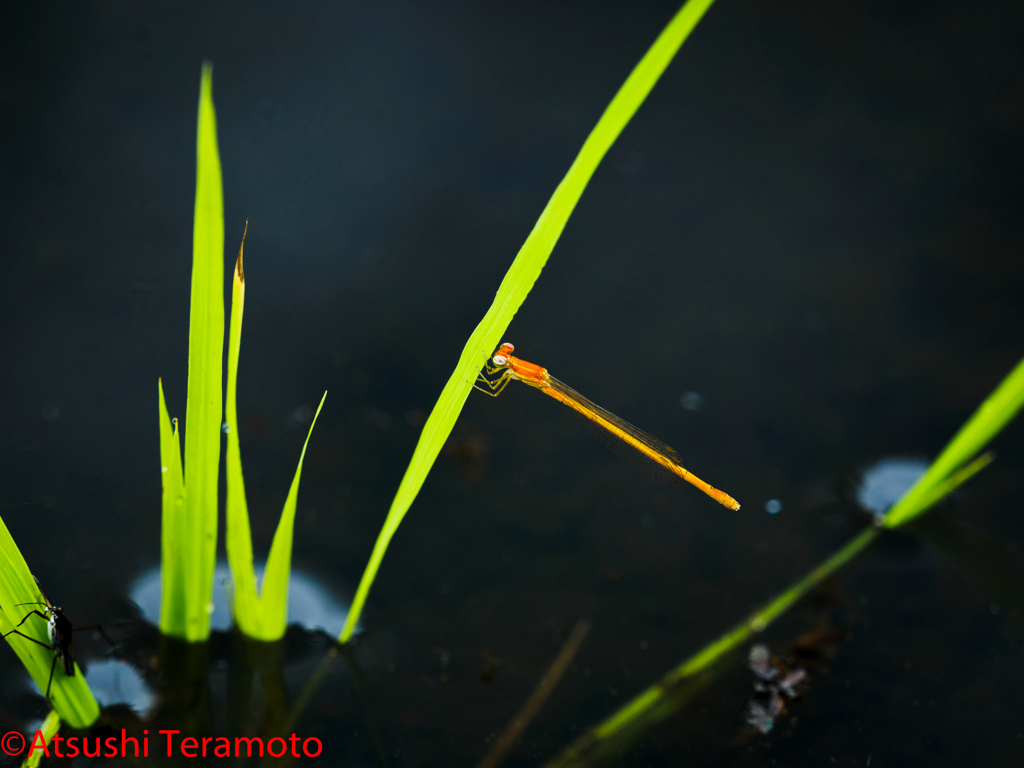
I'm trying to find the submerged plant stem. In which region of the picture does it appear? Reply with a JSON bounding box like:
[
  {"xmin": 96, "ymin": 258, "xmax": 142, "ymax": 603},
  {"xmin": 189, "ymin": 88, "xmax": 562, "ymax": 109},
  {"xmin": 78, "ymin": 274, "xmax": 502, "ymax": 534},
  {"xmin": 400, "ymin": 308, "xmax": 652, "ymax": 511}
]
[{"xmin": 478, "ymin": 619, "xmax": 592, "ymax": 768}]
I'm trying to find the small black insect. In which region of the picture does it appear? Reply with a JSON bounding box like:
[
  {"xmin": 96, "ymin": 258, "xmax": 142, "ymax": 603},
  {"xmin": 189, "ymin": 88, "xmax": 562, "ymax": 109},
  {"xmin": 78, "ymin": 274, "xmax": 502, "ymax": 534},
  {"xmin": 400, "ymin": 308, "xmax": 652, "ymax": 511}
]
[{"xmin": 2, "ymin": 579, "xmax": 110, "ymax": 699}]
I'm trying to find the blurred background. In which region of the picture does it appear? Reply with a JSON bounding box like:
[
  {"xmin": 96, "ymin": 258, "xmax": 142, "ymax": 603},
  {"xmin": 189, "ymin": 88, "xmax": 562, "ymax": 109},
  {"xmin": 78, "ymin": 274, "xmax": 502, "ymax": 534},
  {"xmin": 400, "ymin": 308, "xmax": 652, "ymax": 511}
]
[{"xmin": 1, "ymin": 0, "xmax": 1022, "ymax": 765}]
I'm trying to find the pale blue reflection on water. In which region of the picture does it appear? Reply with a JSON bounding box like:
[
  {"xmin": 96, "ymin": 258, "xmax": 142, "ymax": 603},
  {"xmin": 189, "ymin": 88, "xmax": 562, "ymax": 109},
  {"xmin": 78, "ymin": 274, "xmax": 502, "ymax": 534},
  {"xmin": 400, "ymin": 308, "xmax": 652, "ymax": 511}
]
[
  {"xmin": 130, "ymin": 562, "xmax": 354, "ymax": 636},
  {"xmin": 856, "ymin": 457, "xmax": 929, "ymax": 517},
  {"xmin": 24, "ymin": 659, "xmax": 153, "ymax": 717},
  {"xmin": 86, "ymin": 659, "xmax": 154, "ymax": 715}
]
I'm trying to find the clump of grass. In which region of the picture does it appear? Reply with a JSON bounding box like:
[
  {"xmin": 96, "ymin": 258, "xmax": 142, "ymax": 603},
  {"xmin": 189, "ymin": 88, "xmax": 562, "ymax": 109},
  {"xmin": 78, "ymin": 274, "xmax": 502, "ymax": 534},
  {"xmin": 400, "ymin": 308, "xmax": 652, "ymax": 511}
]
[
  {"xmin": 159, "ymin": 64, "xmax": 325, "ymax": 642},
  {"xmin": 0, "ymin": 516, "xmax": 98, "ymax": 728},
  {"xmin": 340, "ymin": 0, "xmax": 719, "ymax": 644}
]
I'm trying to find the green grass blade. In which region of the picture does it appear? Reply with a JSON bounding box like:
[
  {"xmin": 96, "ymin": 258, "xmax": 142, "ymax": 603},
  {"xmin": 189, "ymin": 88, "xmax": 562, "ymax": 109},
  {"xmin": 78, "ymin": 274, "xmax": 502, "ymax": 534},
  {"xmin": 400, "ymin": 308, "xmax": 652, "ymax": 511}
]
[
  {"xmin": 257, "ymin": 392, "xmax": 328, "ymax": 640},
  {"xmin": 171, "ymin": 61, "xmax": 225, "ymax": 641},
  {"xmin": 339, "ymin": 0, "xmax": 718, "ymax": 644},
  {"xmin": 885, "ymin": 353, "xmax": 1024, "ymax": 527},
  {"xmin": 158, "ymin": 379, "xmax": 186, "ymax": 631},
  {"xmin": 224, "ymin": 228, "xmax": 261, "ymax": 637},
  {"xmin": 223, "ymin": 227, "xmax": 326, "ymax": 640},
  {"xmin": 22, "ymin": 710, "xmax": 61, "ymax": 768},
  {"xmin": 887, "ymin": 450, "xmax": 994, "ymax": 525},
  {"xmin": 0, "ymin": 517, "xmax": 99, "ymax": 727}
]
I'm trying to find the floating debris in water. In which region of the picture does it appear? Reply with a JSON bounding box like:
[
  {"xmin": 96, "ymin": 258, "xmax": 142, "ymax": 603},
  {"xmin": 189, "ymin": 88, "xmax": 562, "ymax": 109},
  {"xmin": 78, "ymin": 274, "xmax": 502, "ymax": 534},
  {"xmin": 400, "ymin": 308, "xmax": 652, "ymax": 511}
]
[
  {"xmin": 744, "ymin": 643, "xmax": 807, "ymax": 734},
  {"xmin": 777, "ymin": 668, "xmax": 807, "ymax": 698},
  {"xmin": 748, "ymin": 644, "xmax": 776, "ymax": 681},
  {"xmin": 765, "ymin": 499, "xmax": 783, "ymax": 514},
  {"xmin": 745, "ymin": 699, "xmax": 773, "ymax": 733},
  {"xmin": 745, "ymin": 690, "xmax": 785, "ymax": 734}
]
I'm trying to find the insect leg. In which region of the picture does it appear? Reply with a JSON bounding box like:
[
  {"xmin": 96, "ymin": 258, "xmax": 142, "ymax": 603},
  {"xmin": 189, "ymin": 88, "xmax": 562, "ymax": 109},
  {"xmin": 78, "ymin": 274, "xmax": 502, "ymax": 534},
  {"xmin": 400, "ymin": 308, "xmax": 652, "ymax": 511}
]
[
  {"xmin": 495, "ymin": 376, "xmax": 511, "ymax": 395},
  {"xmin": 1, "ymin": 629, "xmax": 51, "ymax": 649},
  {"xmin": 474, "ymin": 371, "xmax": 511, "ymax": 396},
  {"xmin": 473, "ymin": 378, "xmax": 503, "ymax": 396},
  {"xmin": 45, "ymin": 655, "xmax": 57, "ymax": 699},
  {"xmin": 13, "ymin": 610, "xmax": 50, "ymax": 628}
]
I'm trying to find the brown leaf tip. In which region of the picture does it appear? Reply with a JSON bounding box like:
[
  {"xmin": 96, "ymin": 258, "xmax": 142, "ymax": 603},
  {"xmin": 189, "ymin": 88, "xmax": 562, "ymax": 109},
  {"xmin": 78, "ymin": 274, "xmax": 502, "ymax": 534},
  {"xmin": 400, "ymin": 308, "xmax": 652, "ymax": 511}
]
[{"xmin": 235, "ymin": 218, "xmax": 248, "ymax": 283}]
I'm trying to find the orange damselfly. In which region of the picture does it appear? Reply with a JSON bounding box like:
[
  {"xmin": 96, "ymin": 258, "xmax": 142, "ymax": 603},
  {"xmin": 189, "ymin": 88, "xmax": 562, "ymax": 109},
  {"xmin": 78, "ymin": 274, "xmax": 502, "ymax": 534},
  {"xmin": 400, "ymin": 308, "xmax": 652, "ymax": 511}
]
[{"xmin": 474, "ymin": 343, "xmax": 740, "ymax": 510}]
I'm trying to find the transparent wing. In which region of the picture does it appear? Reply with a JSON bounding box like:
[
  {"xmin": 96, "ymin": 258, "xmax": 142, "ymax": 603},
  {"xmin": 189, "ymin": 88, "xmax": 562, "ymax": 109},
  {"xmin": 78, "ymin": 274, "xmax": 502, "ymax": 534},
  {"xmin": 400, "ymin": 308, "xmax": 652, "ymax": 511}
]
[{"xmin": 546, "ymin": 376, "xmax": 684, "ymax": 485}]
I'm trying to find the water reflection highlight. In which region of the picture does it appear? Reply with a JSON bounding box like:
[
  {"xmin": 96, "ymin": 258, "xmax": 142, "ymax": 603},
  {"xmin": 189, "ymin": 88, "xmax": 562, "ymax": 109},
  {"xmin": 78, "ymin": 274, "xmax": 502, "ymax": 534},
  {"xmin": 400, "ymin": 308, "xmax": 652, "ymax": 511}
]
[
  {"xmin": 130, "ymin": 562, "xmax": 353, "ymax": 636},
  {"xmin": 856, "ymin": 457, "xmax": 929, "ymax": 517},
  {"xmin": 85, "ymin": 659, "xmax": 154, "ymax": 715}
]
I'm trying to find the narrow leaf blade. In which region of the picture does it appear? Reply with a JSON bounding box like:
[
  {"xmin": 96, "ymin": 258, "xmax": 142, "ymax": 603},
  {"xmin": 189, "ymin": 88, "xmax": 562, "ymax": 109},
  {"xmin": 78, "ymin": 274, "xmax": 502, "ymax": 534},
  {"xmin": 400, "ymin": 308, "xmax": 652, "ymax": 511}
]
[
  {"xmin": 158, "ymin": 379, "xmax": 186, "ymax": 633},
  {"xmin": 178, "ymin": 61, "xmax": 225, "ymax": 640},
  {"xmin": 340, "ymin": 0, "xmax": 718, "ymax": 642},
  {"xmin": 886, "ymin": 353, "xmax": 1024, "ymax": 527},
  {"xmin": 0, "ymin": 516, "xmax": 99, "ymax": 727},
  {"xmin": 223, "ymin": 226, "xmax": 260, "ymax": 636},
  {"xmin": 258, "ymin": 392, "xmax": 328, "ymax": 640},
  {"xmin": 22, "ymin": 710, "xmax": 61, "ymax": 768}
]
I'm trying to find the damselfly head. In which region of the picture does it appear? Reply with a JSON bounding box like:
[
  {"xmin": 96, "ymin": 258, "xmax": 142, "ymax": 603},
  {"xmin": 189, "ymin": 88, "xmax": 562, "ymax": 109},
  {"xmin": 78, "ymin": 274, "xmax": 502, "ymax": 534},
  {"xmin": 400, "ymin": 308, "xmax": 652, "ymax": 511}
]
[{"xmin": 493, "ymin": 342, "xmax": 515, "ymax": 366}]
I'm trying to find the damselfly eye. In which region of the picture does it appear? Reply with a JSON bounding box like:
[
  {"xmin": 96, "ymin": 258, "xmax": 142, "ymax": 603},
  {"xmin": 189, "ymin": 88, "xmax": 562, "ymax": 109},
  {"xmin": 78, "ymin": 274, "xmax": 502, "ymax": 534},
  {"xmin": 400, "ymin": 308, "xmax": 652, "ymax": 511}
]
[
  {"xmin": 492, "ymin": 355, "xmax": 508, "ymax": 366},
  {"xmin": 500, "ymin": 342, "xmax": 514, "ymax": 352}
]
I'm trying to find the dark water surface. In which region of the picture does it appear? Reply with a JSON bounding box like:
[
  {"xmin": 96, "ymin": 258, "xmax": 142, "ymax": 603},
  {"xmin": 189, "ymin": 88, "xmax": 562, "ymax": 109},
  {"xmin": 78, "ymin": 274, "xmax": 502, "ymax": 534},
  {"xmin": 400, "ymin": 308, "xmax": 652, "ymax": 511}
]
[{"xmin": 2, "ymin": 1, "xmax": 1023, "ymax": 765}]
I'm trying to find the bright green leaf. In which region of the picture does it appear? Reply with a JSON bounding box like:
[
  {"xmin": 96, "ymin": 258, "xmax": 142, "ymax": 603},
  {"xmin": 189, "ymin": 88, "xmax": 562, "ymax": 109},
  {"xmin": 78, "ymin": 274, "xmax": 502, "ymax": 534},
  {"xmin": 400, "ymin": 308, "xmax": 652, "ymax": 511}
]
[
  {"xmin": 223, "ymin": 224, "xmax": 326, "ymax": 640},
  {"xmin": 158, "ymin": 379, "xmax": 186, "ymax": 632},
  {"xmin": 160, "ymin": 61, "xmax": 225, "ymax": 641},
  {"xmin": 340, "ymin": 0, "xmax": 718, "ymax": 643},
  {"xmin": 223, "ymin": 227, "xmax": 259, "ymax": 636},
  {"xmin": 0, "ymin": 517, "xmax": 98, "ymax": 727},
  {"xmin": 257, "ymin": 392, "xmax": 327, "ymax": 639},
  {"xmin": 22, "ymin": 710, "xmax": 61, "ymax": 768},
  {"xmin": 886, "ymin": 354, "xmax": 1024, "ymax": 527}
]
